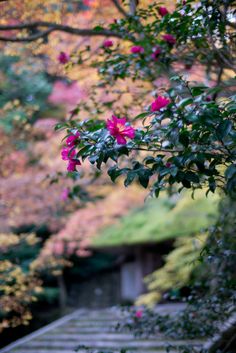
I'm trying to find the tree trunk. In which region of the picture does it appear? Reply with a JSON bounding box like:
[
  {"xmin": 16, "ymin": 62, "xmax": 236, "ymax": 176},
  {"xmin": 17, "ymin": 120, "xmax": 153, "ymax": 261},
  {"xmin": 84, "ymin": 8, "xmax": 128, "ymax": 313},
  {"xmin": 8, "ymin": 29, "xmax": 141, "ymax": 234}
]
[{"xmin": 57, "ymin": 274, "xmax": 67, "ymax": 311}]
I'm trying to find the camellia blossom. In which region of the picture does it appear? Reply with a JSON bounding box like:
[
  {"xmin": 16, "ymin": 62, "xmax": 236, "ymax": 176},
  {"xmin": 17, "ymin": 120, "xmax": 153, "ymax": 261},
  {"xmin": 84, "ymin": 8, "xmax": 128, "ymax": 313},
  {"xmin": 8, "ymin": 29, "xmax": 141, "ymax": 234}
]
[
  {"xmin": 158, "ymin": 6, "xmax": 169, "ymax": 16},
  {"xmin": 67, "ymin": 160, "xmax": 81, "ymax": 172},
  {"xmin": 206, "ymin": 95, "xmax": 212, "ymax": 102},
  {"xmin": 61, "ymin": 147, "xmax": 76, "ymax": 161},
  {"xmin": 66, "ymin": 131, "xmax": 80, "ymax": 147},
  {"xmin": 135, "ymin": 310, "xmax": 143, "ymax": 318},
  {"xmin": 61, "ymin": 147, "xmax": 81, "ymax": 172},
  {"xmin": 103, "ymin": 39, "xmax": 113, "ymax": 48},
  {"xmin": 130, "ymin": 46, "xmax": 145, "ymax": 54},
  {"xmin": 107, "ymin": 115, "xmax": 135, "ymax": 145},
  {"xmin": 151, "ymin": 47, "xmax": 162, "ymax": 60},
  {"xmin": 58, "ymin": 51, "xmax": 70, "ymax": 64},
  {"xmin": 151, "ymin": 96, "xmax": 170, "ymax": 112},
  {"xmin": 162, "ymin": 34, "xmax": 176, "ymax": 45}
]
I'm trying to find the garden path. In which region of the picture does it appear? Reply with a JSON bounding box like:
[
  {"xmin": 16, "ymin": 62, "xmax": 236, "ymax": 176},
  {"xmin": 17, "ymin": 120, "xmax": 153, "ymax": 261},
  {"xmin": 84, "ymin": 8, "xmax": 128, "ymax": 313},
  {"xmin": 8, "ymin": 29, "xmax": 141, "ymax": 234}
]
[{"xmin": 0, "ymin": 304, "xmax": 205, "ymax": 353}]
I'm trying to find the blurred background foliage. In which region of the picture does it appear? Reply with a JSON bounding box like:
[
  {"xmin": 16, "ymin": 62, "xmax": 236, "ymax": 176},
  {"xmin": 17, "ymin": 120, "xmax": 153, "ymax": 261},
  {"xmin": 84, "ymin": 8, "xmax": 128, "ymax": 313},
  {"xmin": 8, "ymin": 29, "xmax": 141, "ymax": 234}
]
[{"xmin": 0, "ymin": 55, "xmax": 52, "ymax": 136}]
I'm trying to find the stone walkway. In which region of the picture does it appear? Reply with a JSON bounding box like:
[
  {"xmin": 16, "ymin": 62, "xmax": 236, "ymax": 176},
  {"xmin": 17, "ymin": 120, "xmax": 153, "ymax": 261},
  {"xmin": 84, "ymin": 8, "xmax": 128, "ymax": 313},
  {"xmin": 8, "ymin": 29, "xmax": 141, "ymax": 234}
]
[{"xmin": 0, "ymin": 304, "xmax": 205, "ymax": 353}]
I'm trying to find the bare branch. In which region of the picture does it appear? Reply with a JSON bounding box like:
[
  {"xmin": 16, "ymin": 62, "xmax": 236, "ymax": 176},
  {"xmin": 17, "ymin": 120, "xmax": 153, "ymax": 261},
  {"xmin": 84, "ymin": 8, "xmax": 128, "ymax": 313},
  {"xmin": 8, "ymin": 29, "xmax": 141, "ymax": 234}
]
[
  {"xmin": 0, "ymin": 21, "xmax": 130, "ymax": 43},
  {"xmin": 110, "ymin": 0, "xmax": 129, "ymax": 18},
  {"xmin": 0, "ymin": 28, "xmax": 54, "ymax": 42},
  {"xmin": 129, "ymin": 0, "xmax": 139, "ymax": 15}
]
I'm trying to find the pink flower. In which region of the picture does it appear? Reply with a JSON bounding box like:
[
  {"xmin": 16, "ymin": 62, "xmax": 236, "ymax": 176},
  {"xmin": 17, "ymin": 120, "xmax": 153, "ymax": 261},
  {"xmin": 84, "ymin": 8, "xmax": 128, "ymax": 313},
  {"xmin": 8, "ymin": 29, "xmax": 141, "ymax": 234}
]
[
  {"xmin": 135, "ymin": 310, "xmax": 143, "ymax": 319},
  {"xmin": 162, "ymin": 34, "xmax": 176, "ymax": 45},
  {"xmin": 151, "ymin": 47, "xmax": 162, "ymax": 60},
  {"xmin": 130, "ymin": 46, "xmax": 145, "ymax": 54},
  {"xmin": 107, "ymin": 115, "xmax": 135, "ymax": 145},
  {"xmin": 67, "ymin": 160, "xmax": 81, "ymax": 172},
  {"xmin": 66, "ymin": 131, "xmax": 80, "ymax": 147},
  {"xmin": 158, "ymin": 6, "xmax": 169, "ymax": 17},
  {"xmin": 61, "ymin": 147, "xmax": 81, "ymax": 172},
  {"xmin": 206, "ymin": 95, "xmax": 212, "ymax": 102},
  {"xmin": 151, "ymin": 96, "xmax": 170, "ymax": 112},
  {"xmin": 61, "ymin": 147, "xmax": 76, "ymax": 161},
  {"xmin": 58, "ymin": 51, "xmax": 70, "ymax": 64},
  {"xmin": 103, "ymin": 39, "xmax": 113, "ymax": 48}
]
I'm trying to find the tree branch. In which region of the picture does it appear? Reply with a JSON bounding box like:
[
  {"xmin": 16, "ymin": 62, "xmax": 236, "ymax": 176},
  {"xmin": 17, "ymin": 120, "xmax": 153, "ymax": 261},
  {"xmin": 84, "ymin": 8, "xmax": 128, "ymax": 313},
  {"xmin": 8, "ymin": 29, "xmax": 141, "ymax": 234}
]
[
  {"xmin": 0, "ymin": 21, "xmax": 130, "ymax": 42},
  {"xmin": 0, "ymin": 28, "xmax": 54, "ymax": 42},
  {"xmin": 110, "ymin": 0, "xmax": 129, "ymax": 18},
  {"xmin": 129, "ymin": 0, "xmax": 139, "ymax": 15}
]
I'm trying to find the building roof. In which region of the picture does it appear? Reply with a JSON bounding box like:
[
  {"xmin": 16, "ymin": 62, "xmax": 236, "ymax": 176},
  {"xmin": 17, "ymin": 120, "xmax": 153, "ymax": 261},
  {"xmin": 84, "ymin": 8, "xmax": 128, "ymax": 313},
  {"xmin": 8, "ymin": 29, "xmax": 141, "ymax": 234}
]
[{"xmin": 92, "ymin": 191, "xmax": 219, "ymax": 248}]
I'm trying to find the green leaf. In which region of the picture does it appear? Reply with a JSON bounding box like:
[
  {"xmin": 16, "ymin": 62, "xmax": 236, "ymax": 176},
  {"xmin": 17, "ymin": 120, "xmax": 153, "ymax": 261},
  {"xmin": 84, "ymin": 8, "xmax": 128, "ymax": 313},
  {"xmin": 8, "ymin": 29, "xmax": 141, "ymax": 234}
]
[
  {"xmin": 138, "ymin": 169, "xmax": 152, "ymax": 188},
  {"xmin": 179, "ymin": 131, "xmax": 189, "ymax": 147},
  {"xmin": 225, "ymin": 164, "xmax": 236, "ymax": 180},
  {"xmin": 216, "ymin": 120, "xmax": 232, "ymax": 139},
  {"xmin": 117, "ymin": 146, "xmax": 129, "ymax": 156},
  {"xmin": 191, "ymin": 86, "xmax": 207, "ymax": 96},
  {"xmin": 54, "ymin": 123, "xmax": 67, "ymax": 131},
  {"xmin": 93, "ymin": 25, "xmax": 105, "ymax": 32},
  {"xmin": 182, "ymin": 179, "xmax": 191, "ymax": 188},
  {"xmin": 185, "ymin": 171, "xmax": 200, "ymax": 183},
  {"xmin": 108, "ymin": 166, "xmax": 123, "ymax": 182},
  {"xmin": 133, "ymin": 112, "xmax": 151, "ymax": 122},
  {"xmin": 178, "ymin": 97, "xmax": 193, "ymax": 108},
  {"xmin": 124, "ymin": 171, "xmax": 136, "ymax": 187}
]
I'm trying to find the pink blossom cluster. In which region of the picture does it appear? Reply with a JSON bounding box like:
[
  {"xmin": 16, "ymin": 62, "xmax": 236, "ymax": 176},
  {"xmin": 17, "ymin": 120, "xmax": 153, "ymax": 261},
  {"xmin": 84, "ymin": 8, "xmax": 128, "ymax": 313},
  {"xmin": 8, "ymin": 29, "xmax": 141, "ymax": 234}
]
[
  {"xmin": 103, "ymin": 39, "xmax": 113, "ymax": 48},
  {"xmin": 61, "ymin": 131, "xmax": 81, "ymax": 172},
  {"xmin": 162, "ymin": 34, "xmax": 176, "ymax": 45},
  {"xmin": 135, "ymin": 310, "xmax": 143, "ymax": 318},
  {"xmin": 158, "ymin": 6, "xmax": 169, "ymax": 17},
  {"xmin": 57, "ymin": 51, "xmax": 70, "ymax": 64},
  {"xmin": 130, "ymin": 45, "xmax": 145, "ymax": 54},
  {"xmin": 151, "ymin": 46, "xmax": 162, "ymax": 60}
]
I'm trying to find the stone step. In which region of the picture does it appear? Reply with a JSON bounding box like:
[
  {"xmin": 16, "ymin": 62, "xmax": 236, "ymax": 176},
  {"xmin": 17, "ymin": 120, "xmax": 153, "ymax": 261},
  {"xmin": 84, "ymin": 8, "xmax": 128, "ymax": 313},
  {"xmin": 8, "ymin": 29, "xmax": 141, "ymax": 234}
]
[
  {"xmin": 66, "ymin": 322, "xmax": 119, "ymax": 328},
  {"xmin": 12, "ymin": 350, "xmax": 176, "ymax": 353},
  {"xmin": 51, "ymin": 327, "xmax": 118, "ymax": 334},
  {"xmin": 1, "ymin": 305, "xmax": 205, "ymax": 353},
  {"xmin": 19, "ymin": 339, "xmax": 203, "ymax": 350},
  {"xmin": 69, "ymin": 318, "xmax": 120, "ymax": 323},
  {"xmin": 42, "ymin": 333, "xmax": 139, "ymax": 340}
]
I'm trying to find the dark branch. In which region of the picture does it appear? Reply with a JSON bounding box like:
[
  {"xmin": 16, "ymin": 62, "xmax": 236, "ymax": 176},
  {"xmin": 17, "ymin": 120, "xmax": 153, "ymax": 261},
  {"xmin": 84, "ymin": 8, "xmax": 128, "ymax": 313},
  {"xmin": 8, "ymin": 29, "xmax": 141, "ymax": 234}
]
[
  {"xmin": 110, "ymin": 0, "xmax": 129, "ymax": 18},
  {"xmin": 0, "ymin": 21, "xmax": 130, "ymax": 43},
  {"xmin": 0, "ymin": 28, "xmax": 54, "ymax": 42},
  {"xmin": 129, "ymin": 0, "xmax": 139, "ymax": 15}
]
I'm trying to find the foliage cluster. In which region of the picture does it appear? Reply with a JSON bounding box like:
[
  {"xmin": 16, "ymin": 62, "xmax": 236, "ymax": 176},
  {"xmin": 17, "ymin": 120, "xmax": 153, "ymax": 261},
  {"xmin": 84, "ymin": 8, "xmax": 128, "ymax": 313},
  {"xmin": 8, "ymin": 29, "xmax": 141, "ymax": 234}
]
[
  {"xmin": 0, "ymin": 233, "xmax": 42, "ymax": 332},
  {"xmin": 117, "ymin": 197, "xmax": 236, "ymax": 352},
  {"xmin": 93, "ymin": 191, "xmax": 218, "ymax": 247}
]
